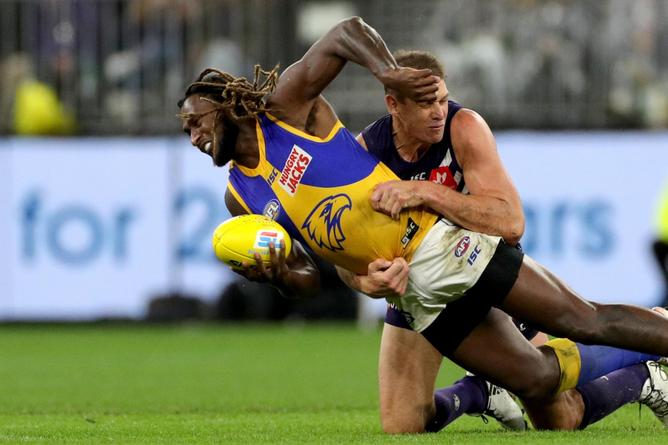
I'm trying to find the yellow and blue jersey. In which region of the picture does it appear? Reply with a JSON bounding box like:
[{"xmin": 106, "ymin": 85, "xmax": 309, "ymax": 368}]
[{"xmin": 227, "ymin": 113, "xmax": 439, "ymax": 274}]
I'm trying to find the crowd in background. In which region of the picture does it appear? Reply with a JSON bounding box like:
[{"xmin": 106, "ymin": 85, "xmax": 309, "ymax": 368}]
[
  {"xmin": 1, "ymin": 0, "xmax": 667, "ymax": 135},
  {"xmin": 1, "ymin": 0, "xmax": 667, "ymax": 322}
]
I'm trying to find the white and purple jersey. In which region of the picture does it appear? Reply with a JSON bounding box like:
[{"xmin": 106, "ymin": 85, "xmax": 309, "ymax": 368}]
[
  {"xmin": 362, "ymin": 102, "xmax": 536, "ymax": 340},
  {"xmin": 361, "ymin": 100, "xmax": 466, "ymax": 192}
]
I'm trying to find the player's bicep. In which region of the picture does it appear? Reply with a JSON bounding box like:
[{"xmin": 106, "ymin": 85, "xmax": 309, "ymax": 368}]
[
  {"xmin": 452, "ymin": 111, "xmax": 522, "ymax": 208},
  {"xmin": 464, "ymin": 145, "xmax": 520, "ymax": 204},
  {"xmin": 277, "ymin": 56, "xmax": 345, "ymax": 104},
  {"xmin": 269, "ymin": 27, "xmax": 349, "ymax": 111}
]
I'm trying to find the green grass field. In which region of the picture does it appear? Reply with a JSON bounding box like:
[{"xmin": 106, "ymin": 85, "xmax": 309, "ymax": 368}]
[{"xmin": 0, "ymin": 324, "xmax": 666, "ymax": 444}]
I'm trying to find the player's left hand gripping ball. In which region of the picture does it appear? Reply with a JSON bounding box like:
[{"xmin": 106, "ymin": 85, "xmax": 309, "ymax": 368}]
[{"xmin": 212, "ymin": 215, "xmax": 292, "ymax": 269}]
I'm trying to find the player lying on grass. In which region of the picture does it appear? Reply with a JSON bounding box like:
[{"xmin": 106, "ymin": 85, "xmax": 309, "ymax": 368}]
[
  {"xmin": 178, "ymin": 16, "xmax": 668, "ymax": 433},
  {"xmin": 337, "ymin": 48, "xmax": 668, "ymax": 431}
]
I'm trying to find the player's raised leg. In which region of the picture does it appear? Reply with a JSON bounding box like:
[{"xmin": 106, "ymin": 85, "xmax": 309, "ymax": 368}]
[{"xmin": 500, "ymin": 255, "xmax": 668, "ymax": 357}]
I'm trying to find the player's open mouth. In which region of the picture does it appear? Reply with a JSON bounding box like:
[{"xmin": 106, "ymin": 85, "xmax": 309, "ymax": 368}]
[{"xmin": 199, "ymin": 141, "xmax": 212, "ymax": 155}]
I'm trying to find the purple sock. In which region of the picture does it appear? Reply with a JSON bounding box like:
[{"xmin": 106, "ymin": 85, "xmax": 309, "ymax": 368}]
[
  {"xmin": 425, "ymin": 375, "xmax": 488, "ymax": 432},
  {"xmin": 577, "ymin": 363, "xmax": 649, "ymax": 429}
]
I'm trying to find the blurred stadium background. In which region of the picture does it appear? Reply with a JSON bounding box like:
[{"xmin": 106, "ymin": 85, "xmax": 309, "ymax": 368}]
[{"xmin": 1, "ymin": 0, "xmax": 668, "ymax": 323}]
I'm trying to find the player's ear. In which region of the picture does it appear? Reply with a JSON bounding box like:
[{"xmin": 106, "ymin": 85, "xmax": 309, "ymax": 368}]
[{"xmin": 385, "ymin": 94, "xmax": 399, "ymax": 115}]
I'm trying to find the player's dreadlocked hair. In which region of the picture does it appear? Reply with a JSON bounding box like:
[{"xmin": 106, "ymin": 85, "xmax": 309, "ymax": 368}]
[{"xmin": 177, "ymin": 65, "xmax": 279, "ymax": 121}]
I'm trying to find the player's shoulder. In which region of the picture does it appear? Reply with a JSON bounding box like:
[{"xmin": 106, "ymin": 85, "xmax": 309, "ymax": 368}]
[
  {"xmin": 361, "ymin": 114, "xmax": 392, "ymax": 137},
  {"xmin": 360, "ymin": 114, "xmax": 392, "ymax": 153},
  {"xmin": 451, "ymin": 108, "xmax": 493, "ymax": 142},
  {"xmin": 450, "ymin": 108, "xmax": 496, "ymax": 160},
  {"xmin": 451, "ymin": 107, "xmax": 489, "ymax": 131}
]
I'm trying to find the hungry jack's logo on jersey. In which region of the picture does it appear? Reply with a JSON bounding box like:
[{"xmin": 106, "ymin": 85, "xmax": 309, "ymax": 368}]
[
  {"xmin": 279, "ymin": 145, "xmax": 312, "ymax": 196},
  {"xmin": 302, "ymin": 194, "xmax": 352, "ymax": 251}
]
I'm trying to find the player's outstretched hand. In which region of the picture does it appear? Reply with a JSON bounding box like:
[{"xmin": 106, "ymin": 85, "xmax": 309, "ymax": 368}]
[
  {"xmin": 379, "ymin": 67, "xmax": 439, "ymax": 103},
  {"xmin": 371, "ymin": 180, "xmax": 425, "ymax": 220},
  {"xmin": 357, "ymin": 257, "xmax": 409, "ymax": 298}
]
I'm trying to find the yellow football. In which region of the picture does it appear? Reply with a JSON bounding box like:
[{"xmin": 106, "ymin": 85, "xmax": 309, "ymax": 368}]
[{"xmin": 212, "ymin": 214, "xmax": 292, "ymax": 269}]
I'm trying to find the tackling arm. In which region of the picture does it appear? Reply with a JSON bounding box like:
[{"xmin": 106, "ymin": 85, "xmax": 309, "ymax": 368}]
[
  {"xmin": 335, "ymin": 257, "xmax": 409, "ymax": 298},
  {"xmin": 371, "ymin": 110, "xmax": 524, "ymax": 245},
  {"xmin": 423, "ymin": 109, "xmax": 524, "ymax": 244}
]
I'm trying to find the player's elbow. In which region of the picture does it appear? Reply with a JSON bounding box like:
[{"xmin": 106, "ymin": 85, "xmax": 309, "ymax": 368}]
[
  {"xmin": 339, "ymin": 16, "xmax": 365, "ymax": 30},
  {"xmin": 503, "ymin": 219, "xmax": 525, "ymax": 247},
  {"xmin": 336, "ymin": 16, "xmax": 368, "ymax": 40}
]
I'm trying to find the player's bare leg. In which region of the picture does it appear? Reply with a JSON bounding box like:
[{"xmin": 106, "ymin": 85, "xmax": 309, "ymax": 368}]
[
  {"xmin": 523, "ymin": 390, "xmax": 584, "ymax": 430},
  {"xmin": 378, "ymin": 323, "xmax": 442, "ymax": 433},
  {"xmin": 447, "ymin": 304, "xmax": 666, "ymax": 431},
  {"xmin": 523, "ymin": 332, "xmax": 587, "ymax": 430},
  {"xmin": 448, "ymin": 308, "xmax": 562, "ymax": 400},
  {"xmin": 501, "ymin": 256, "xmax": 668, "ymax": 356}
]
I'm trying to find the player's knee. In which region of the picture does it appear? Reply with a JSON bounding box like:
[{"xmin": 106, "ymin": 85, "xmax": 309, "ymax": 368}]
[
  {"xmin": 531, "ymin": 413, "xmax": 581, "ymax": 431},
  {"xmin": 509, "ymin": 350, "xmax": 561, "ymax": 400},
  {"xmin": 380, "ymin": 403, "xmax": 431, "ymax": 434},
  {"xmin": 381, "ymin": 422, "xmax": 424, "ymax": 434},
  {"xmin": 511, "ymin": 374, "xmax": 554, "ymax": 400},
  {"xmin": 524, "ymin": 390, "xmax": 584, "ymax": 431},
  {"xmin": 380, "ymin": 415, "xmax": 426, "ymax": 434}
]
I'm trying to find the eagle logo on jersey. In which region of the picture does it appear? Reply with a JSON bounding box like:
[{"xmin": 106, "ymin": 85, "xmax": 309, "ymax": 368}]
[{"xmin": 301, "ymin": 194, "xmax": 352, "ymax": 251}]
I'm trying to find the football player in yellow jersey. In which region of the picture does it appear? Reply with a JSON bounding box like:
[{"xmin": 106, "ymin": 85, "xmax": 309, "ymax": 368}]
[{"xmin": 179, "ymin": 17, "xmax": 668, "ymax": 433}]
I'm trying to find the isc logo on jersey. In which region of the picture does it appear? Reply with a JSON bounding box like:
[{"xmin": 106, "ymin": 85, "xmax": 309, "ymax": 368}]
[{"xmin": 279, "ymin": 145, "xmax": 312, "ymax": 196}]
